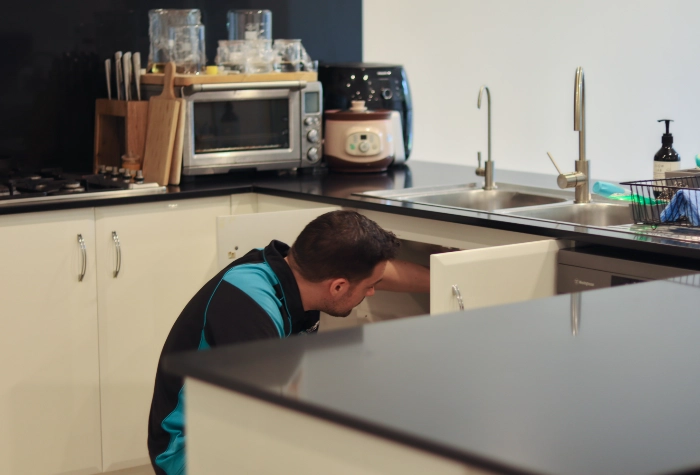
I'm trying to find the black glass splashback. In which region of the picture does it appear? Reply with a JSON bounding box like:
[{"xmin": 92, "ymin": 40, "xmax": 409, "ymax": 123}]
[{"xmin": 0, "ymin": 0, "xmax": 361, "ymax": 173}]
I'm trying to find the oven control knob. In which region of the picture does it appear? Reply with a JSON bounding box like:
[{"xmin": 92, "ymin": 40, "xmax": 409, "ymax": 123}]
[
  {"xmin": 307, "ymin": 147, "xmax": 320, "ymax": 162},
  {"xmin": 381, "ymin": 88, "xmax": 393, "ymax": 100},
  {"xmin": 359, "ymin": 141, "xmax": 370, "ymax": 153},
  {"xmin": 304, "ymin": 117, "xmax": 314, "ymax": 126},
  {"xmin": 307, "ymin": 129, "xmax": 320, "ymax": 143}
]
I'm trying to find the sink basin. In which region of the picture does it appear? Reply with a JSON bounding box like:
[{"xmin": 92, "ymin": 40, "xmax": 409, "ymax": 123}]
[
  {"xmin": 355, "ymin": 183, "xmax": 568, "ymax": 212},
  {"xmin": 504, "ymin": 202, "xmax": 635, "ymax": 227},
  {"xmin": 355, "ymin": 183, "xmax": 634, "ymax": 228},
  {"xmin": 399, "ymin": 189, "xmax": 567, "ymax": 212}
]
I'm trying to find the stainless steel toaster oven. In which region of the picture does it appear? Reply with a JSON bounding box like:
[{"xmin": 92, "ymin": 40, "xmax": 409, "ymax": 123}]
[{"xmin": 144, "ymin": 81, "xmax": 323, "ymax": 175}]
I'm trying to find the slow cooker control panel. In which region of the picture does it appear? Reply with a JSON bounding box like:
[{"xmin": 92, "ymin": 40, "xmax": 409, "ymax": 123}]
[{"xmin": 345, "ymin": 132, "xmax": 382, "ymax": 156}]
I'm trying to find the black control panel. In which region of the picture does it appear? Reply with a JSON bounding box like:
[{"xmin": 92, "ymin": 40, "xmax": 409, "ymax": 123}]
[{"xmin": 319, "ymin": 63, "xmax": 413, "ymax": 159}]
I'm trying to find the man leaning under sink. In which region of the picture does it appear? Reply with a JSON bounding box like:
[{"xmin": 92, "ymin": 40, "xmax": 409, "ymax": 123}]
[{"xmin": 147, "ymin": 210, "xmax": 430, "ymax": 475}]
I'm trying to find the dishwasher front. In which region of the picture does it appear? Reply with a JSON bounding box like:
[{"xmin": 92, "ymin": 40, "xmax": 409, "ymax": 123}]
[{"xmin": 558, "ymin": 245, "xmax": 700, "ymax": 293}]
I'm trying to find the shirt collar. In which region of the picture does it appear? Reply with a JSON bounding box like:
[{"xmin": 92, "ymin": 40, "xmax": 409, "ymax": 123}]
[{"xmin": 263, "ymin": 240, "xmax": 319, "ymax": 334}]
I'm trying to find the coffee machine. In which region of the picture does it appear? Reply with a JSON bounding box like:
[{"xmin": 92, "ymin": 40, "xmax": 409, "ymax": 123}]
[{"xmin": 319, "ymin": 63, "xmax": 413, "ymax": 162}]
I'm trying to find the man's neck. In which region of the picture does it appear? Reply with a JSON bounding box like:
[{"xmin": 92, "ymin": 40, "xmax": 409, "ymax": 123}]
[{"xmin": 284, "ymin": 256, "xmax": 320, "ymax": 312}]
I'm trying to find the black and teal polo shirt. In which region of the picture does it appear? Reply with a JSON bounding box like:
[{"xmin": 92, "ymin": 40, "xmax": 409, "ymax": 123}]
[{"xmin": 147, "ymin": 240, "xmax": 319, "ymax": 475}]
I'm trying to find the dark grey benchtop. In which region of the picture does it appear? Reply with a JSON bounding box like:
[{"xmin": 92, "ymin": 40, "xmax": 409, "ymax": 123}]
[
  {"xmin": 4, "ymin": 160, "xmax": 700, "ymax": 259},
  {"xmin": 166, "ymin": 278, "xmax": 700, "ymax": 475}
]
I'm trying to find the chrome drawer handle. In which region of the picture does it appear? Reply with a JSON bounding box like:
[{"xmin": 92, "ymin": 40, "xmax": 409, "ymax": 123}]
[
  {"xmin": 77, "ymin": 234, "xmax": 86, "ymax": 282},
  {"xmin": 452, "ymin": 284, "xmax": 464, "ymax": 311},
  {"xmin": 112, "ymin": 231, "xmax": 121, "ymax": 278}
]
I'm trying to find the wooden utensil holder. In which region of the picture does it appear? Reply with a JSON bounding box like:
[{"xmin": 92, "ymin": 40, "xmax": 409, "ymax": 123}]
[{"xmin": 93, "ymin": 99, "xmax": 149, "ymax": 173}]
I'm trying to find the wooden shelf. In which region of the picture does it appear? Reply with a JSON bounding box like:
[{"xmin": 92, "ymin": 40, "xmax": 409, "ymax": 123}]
[{"xmin": 140, "ymin": 71, "xmax": 317, "ymax": 86}]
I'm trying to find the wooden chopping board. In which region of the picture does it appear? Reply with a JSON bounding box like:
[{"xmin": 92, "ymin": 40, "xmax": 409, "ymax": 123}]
[
  {"xmin": 142, "ymin": 62, "xmax": 180, "ymax": 186},
  {"xmin": 168, "ymin": 96, "xmax": 186, "ymax": 186}
]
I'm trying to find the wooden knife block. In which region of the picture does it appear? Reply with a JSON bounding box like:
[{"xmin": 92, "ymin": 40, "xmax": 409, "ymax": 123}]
[{"xmin": 93, "ymin": 99, "xmax": 149, "ymax": 172}]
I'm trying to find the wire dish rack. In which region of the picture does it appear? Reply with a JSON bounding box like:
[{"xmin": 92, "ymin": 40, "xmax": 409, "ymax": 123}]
[{"xmin": 620, "ymin": 176, "xmax": 700, "ymax": 227}]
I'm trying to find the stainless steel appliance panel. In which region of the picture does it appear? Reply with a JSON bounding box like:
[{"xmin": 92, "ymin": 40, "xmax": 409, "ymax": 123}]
[{"xmin": 557, "ymin": 246, "xmax": 699, "ymax": 294}]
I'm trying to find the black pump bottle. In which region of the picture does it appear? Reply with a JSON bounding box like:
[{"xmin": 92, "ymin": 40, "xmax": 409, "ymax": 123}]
[{"xmin": 654, "ymin": 119, "xmax": 681, "ymax": 181}]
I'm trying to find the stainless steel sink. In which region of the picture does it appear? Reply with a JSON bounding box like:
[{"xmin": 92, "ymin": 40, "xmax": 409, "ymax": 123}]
[
  {"xmin": 355, "ymin": 183, "xmax": 636, "ymax": 228},
  {"xmin": 355, "ymin": 183, "xmax": 568, "ymax": 212},
  {"xmin": 503, "ymin": 202, "xmax": 635, "ymax": 227}
]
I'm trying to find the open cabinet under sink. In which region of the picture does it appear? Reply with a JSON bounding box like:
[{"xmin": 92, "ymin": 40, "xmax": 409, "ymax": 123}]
[{"xmin": 216, "ymin": 196, "xmax": 678, "ymax": 335}]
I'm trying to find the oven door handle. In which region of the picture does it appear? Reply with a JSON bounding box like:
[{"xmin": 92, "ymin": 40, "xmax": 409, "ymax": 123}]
[{"xmin": 186, "ymin": 81, "xmax": 307, "ymax": 94}]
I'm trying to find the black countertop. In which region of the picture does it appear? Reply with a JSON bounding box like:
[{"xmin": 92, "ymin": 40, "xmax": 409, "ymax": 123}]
[
  {"xmin": 166, "ymin": 278, "xmax": 700, "ymax": 475},
  {"xmin": 4, "ymin": 161, "xmax": 700, "ymax": 259}
]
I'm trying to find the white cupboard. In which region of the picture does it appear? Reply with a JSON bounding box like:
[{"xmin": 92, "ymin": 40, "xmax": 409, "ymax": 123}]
[
  {"xmin": 0, "ymin": 209, "xmax": 102, "ymax": 475},
  {"xmin": 431, "ymin": 239, "xmax": 570, "ymax": 314},
  {"xmin": 350, "ymin": 209, "xmax": 567, "ymax": 321},
  {"xmin": 95, "ymin": 196, "xmax": 230, "ymax": 472}
]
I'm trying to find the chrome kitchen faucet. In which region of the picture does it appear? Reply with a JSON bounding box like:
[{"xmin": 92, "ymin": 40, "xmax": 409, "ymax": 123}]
[
  {"xmin": 475, "ymin": 85, "xmax": 495, "ymax": 190},
  {"xmin": 546, "ymin": 67, "xmax": 591, "ymax": 204}
]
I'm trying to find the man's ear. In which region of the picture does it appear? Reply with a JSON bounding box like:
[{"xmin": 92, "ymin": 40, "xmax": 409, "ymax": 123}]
[{"xmin": 328, "ymin": 278, "xmax": 350, "ymax": 298}]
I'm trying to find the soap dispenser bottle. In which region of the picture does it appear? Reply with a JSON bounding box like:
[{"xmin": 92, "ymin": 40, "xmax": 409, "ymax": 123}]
[{"xmin": 654, "ymin": 119, "xmax": 681, "ymax": 180}]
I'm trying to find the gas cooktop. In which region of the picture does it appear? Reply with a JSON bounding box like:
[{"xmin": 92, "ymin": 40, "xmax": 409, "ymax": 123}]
[{"xmin": 0, "ymin": 167, "xmax": 166, "ymax": 207}]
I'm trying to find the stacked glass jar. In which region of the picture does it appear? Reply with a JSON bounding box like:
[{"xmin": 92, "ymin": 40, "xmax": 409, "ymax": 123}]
[{"xmin": 148, "ymin": 9, "xmax": 205, "ymax": 74}]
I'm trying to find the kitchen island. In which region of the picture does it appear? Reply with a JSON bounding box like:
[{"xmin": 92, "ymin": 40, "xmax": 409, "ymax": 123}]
[{"xmin": 166, "ymin": 278, "xmax": 700, "ymax": 475}]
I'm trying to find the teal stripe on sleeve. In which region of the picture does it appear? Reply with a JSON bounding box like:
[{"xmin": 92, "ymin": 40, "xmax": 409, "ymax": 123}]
[
  {"xmin": 222, "ymin": 262, "xmax": 285, "ymax": 337},
  {"xmin": 154, "ymin": 388, "xmax": 187, "ymax": 475},
  {"xmin": 155, "ymin": 329, "xmax": 211, "ymax": 475}
]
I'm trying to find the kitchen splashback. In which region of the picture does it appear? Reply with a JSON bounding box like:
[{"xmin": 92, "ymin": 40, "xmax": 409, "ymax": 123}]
[{"xmin": 0, "ymin": 0, "xmax": 361, "ymax": 173}]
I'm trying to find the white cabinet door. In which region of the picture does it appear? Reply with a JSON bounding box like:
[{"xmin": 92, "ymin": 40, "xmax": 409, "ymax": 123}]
[
  {"xmin": 217, "ymin": 205, "xmax": 340, "ymax": 271},
  {"xmin": 95, "ymin": 196, "xmax": 230, "ymax": 472},
  {"xmin": 0, "ymin": 209, "xmax": 102, "ymax": 475},
  {"xmin": 431, "ymin": 239, "xmax": 570, "ymax": 314}
]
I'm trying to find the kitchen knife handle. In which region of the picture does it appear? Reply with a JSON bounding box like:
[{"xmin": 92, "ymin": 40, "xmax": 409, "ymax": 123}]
[
  {"xmin": 105, "ymin": 59, "xmax": 112, "ymax": 100},
  {"xmin": 78, "ymin": 234, "xmax": 87, "ymax": 282},
  {"xmin": 133, "ymin": 52, "xmax": 142, "ymax": 101},
  {"xmin": 112, "ymin": 231, "xmax": 121, "ymax": 278},
  {"xmin": 115, "ymin": 52, "xmax": 123, "ymax": 100},
  {"xmin": 123, "ymin": 52, "xmax": 132, "ymax": 101},
  {"xmin": 451, "ymin": 284, "xmax": 464, "ymax": 311}
]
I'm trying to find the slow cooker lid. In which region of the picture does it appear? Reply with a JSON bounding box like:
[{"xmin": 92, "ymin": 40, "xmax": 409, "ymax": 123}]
[{"xmin": 326, "ymin": 100, "xmax": 393, "ymax": 121}]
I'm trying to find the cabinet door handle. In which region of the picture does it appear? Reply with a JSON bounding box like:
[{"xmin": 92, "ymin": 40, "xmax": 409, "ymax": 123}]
[
  {"xmin": 77, "ymin": 234, "xmax": 87, "ymax": 282},
  {"xmin": 112, "ymin": 231, "xmax": 121, "ymax": 278},
  {"xmin": 451, "ymin": 284, "xmax": 464, "ymax": 311}
]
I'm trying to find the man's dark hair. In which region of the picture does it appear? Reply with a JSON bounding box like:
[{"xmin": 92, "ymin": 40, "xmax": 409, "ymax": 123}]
[{"xmin": 289, "ymin": 210, "xmax": 400, "ymax": 283}]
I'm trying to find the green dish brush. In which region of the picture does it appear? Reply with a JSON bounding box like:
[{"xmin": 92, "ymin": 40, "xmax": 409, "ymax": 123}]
[{"xmin": 592, "ymin": 182, "xmax": 666, "ymax": 205}]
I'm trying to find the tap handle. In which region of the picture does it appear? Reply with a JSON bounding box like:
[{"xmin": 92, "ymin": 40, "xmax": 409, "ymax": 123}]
[
  {"xmin": 547, "ymin": 152, "xmax": 564, "ymax": 176},
  {"xmin": 546, "ymin": 152, "xmax": 586, "ymax": 189},
  {"xmin": 475, "ymin": 151, "xmax": 486, "ymax": 177}
]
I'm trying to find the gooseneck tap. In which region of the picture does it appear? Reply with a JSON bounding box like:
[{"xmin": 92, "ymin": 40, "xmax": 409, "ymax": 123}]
[
  {"xmin": 546, "ymin": 67, "xmax": 590, "ymax": 203},
  {"xmin": 476, "ymin": 85, "xmax": 495, "ymax": 190},
  {"xmin": 574, "ymin": 67, "xmax": 590, "ymax": 203}
]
